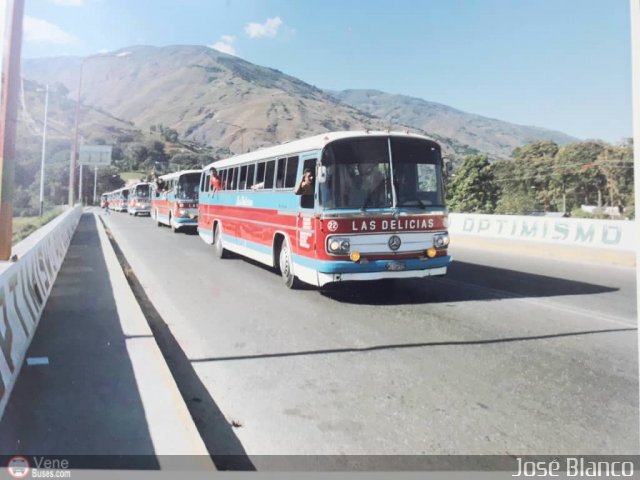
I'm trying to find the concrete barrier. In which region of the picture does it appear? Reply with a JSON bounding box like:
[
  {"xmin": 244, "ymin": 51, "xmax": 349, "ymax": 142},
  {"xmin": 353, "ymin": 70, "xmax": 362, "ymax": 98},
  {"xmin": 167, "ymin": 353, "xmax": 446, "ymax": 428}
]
[
  {"xmin": 449, "ymin": 213, "xmax": 636, "ymax": 252},
  {"xmin": 0, "ymin": 206, "xmax": 82, "ymax": 417}
]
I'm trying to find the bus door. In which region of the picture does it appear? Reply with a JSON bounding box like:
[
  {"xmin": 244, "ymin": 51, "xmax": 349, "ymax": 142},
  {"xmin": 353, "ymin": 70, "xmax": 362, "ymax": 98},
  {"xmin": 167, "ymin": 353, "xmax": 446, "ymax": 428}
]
[{"xmin": 297, "ymin": 155, "xmax": 317, "ymax": 255}]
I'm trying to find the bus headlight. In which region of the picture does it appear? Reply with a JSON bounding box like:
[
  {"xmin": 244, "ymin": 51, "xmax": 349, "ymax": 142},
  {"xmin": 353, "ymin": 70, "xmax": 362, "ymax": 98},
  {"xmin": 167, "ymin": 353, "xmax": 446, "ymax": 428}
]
[
  {"xmin": 328, "ymin": 237, "xmax": 351, "ymax": 254},
  {"xmin": 433, "ymin": 233, "xmax": 450, "ymax": 248},
  {"xmin": 178, "ymin": 209, "xmax": 187, "ymax": 216}
]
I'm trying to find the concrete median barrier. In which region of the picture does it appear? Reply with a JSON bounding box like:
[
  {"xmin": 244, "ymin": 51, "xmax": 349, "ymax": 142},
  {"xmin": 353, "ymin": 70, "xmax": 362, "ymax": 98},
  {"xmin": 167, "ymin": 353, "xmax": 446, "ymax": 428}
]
[
  {"xmin": 0, "ymin": 206, "xmax": 82, "ymax": 418},
  {"xmin": 448, "ymin": 213, "xmax": 636, "ymax": 266}
]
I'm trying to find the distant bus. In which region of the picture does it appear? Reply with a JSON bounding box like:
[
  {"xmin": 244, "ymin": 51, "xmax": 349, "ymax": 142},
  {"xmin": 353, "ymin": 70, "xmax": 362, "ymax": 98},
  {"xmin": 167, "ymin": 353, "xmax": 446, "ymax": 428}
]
[
  {"xmin": 198, "ymin": 131, "xmax": 451, "ymax": 288},
  {"xmin": 127, "ymin": 182, "xmax": 152, "ymax": 216},
  {"xmin": 151, "ymin": 170, "xmax": 201, "ymax": 232},
  {"xmin": 100, "ymin": 193, "xmax": 108, "ymax": 208},
  {"xmin": 108, "ymin": 186, "xmax": 129, "ymax": 212}
]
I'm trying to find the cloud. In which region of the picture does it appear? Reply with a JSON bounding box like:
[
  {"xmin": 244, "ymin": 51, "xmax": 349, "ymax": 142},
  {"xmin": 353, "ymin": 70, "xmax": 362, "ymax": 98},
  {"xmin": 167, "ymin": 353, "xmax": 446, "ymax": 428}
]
[
  {"xmin": 50, "ymin": 0, "xmax": 84, "ymax": 5},
  {"xmin": 208, "ymin": 35, "xmax": 236, "ymax": 55},
  {"xmin": 23, "ymin": 16, "xmax": 76, "ymax": 44},
  {"xmin": 244, "ymin": 16, "xmax": 282, "ymax": 39}
]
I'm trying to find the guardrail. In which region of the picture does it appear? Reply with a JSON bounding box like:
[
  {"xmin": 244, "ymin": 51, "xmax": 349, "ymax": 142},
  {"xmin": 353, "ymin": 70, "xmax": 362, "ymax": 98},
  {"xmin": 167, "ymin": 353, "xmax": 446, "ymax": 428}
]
[
  {"xmin": 0, "ymin": 206, "xmax": 82, "ymax": 417},
  {"xmin": 448, "ymin": 213, "xmax": 636, "ymax": 252}
]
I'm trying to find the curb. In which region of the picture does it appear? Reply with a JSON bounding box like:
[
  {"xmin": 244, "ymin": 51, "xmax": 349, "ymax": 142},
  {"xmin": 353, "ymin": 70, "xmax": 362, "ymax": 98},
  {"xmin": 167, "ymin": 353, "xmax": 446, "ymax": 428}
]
[{"xmin": 94, "ymin": 212, "xmax": 215, "ymax": 470}]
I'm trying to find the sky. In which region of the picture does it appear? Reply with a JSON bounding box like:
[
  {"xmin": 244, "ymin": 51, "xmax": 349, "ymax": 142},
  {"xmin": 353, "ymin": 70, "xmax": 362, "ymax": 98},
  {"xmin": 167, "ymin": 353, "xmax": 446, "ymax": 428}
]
[{"xmin": 20, "ymin": 0, "xmax": 632, "ymax": 143}]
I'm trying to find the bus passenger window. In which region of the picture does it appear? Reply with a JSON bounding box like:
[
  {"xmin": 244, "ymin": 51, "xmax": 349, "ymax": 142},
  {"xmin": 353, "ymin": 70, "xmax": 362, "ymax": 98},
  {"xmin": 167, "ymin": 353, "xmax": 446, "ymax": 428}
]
[
  {"xmin": 300, "ymin": 158, "xmax": 317, "ymax": 209},
  {"xmin": 228, "ymin": 168, "xmax": 237, "ymax": 190},
  {"xmin": 246, "ymin": 164, "xmax": 256, "ymax": 189},
  {"xmin": 256, "ymin": 162, "xmax": 266, "ymax": 186},
  {"xmin": 204, "ymin": 173, "xmax": 211, "ymax": 192},
  {"xmin": 275, "ymin": 158, "xmax": 286, "ymax": 188},
  {"xmin": 264, "ymin": 160, "xmax": 275, "ymax": 189},
  {"xmin": 220, "ymin": 169, "xmax": 227, "ymax": 190},
  {"xmin": 285, "ymin": 156, "xmax": 299, "ymax": 188},
  {"xmin": 239, "ymin": 165, "xmax": 248, "ymax": 190}
]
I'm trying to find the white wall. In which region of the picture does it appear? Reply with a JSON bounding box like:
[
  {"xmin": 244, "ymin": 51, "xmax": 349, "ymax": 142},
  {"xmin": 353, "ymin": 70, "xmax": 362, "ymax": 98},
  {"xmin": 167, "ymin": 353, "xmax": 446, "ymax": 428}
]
[
  {"xmin": 0, "ymin": 206, "xmax": 82, "ymax": 417},
  {"xmin": 449, "ymin": 213, "xmax": 636, "ymax": 252}
]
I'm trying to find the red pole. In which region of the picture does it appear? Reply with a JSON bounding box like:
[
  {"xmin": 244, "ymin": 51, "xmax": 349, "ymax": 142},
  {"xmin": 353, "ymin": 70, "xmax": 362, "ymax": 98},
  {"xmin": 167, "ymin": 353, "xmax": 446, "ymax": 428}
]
[{"xmin": 0, "ymin": 0, "xmax": 25, "ymax": 260}]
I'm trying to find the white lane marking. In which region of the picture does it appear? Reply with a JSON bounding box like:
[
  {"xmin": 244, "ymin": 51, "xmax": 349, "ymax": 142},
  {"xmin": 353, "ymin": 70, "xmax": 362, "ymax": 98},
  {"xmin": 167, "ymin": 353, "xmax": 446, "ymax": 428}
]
[
  {"xmin": 439, "ymin": 277, "xmax": 637, "ymax": 328},
  {"xmin": 26, "ymin": 357, "xmax": 49, "ymax": 366}
]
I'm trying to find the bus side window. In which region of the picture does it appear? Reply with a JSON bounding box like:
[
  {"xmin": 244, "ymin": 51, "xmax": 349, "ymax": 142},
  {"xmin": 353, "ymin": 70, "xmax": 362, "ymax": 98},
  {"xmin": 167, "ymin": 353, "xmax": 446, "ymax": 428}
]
[
  {"xmin": 285, "ymin": 156, "xmax": 299, "ymax": 188},
  {"xmin": 300, "ymin": 158, "xmax": 317, "ymax": 209},
  {"xmin": 264, "ymin": 160, "xmax": 276, "ymax": 189},
  {"xmin": 205, "ymin": 173, "xmax": 211, "ymax": 192},
  {"xmin": 246, "ymin": 164, "xmax": 256, "ymax": 189},
  {"xmin": 239, "ymin": 165, "xmax": 248, "ymax": 190},
  {"xmin": 275, "ymin": 158, "xmax": 286, "ymax": 188},
  {"xmin": 254, "ymin": 162, "xmax": 266, "ymax": 189}
]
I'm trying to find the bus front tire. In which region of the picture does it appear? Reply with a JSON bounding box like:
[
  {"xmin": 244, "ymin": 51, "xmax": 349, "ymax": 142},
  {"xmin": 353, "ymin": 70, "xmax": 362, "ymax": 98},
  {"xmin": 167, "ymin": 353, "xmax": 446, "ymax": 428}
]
[
  {"xmin": 213, "ymin": 224, "xmax": 228, "ymax": 259},
  {"xmin": 170, "ymin": 215, "xmax": 179, "ymax": 233},
  {"xmin": 278, "ymin": 242, "xmax": 299, "ymax": 289}
]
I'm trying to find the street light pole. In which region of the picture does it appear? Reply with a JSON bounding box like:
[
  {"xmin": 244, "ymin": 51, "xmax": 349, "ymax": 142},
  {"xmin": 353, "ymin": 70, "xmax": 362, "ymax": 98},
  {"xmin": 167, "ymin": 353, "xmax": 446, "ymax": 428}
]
[
  {"xmin": 39, "ymin": 84, "xmax": 49, "ymax": 216},
  {"xmin": 216, "ymin": 119, "xmax": 245, "ymax": 153},
  {"xmin": 68, "ymin": 51, "xmax": 131, "ymax": 206}
]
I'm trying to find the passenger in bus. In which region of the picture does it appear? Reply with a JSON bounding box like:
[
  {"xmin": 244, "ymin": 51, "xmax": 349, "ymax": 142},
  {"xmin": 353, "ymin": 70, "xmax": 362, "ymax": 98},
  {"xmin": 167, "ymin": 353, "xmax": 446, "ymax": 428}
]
[
  {"xmin": 294, "ymin": 168, "xmax": 315, "ymax": 196},
  {"xmin": 210, "ymin": 168, "xmax": 222, "ymax": 191},
  {"xmin": 154, "ymin": 174, "xmax": 166, "ymax": 193}
]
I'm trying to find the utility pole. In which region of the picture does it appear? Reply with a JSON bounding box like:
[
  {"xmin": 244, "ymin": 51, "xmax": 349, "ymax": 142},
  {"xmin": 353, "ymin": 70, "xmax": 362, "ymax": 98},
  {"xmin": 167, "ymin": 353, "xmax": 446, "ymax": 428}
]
[
  {"xmin": 39, "ymin": 85, "xmax": 49, "ymax": 216},
  {"xmin": 93, "ymin": 166, "xmax": 98, "ymax": 204},
  {"xmin": 0, "ymin": 0, "xmax": 25, "ymax": 260}
]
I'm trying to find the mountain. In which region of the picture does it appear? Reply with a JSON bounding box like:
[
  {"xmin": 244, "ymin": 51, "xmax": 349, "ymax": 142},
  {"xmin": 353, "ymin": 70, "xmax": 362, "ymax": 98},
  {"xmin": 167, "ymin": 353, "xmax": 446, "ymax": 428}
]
[
  {"xmin": 22, "ymin": 45, "xmax": 392, "ymax": 155},
  {"xmin": 23, "ymin": 45, "xmax": 576, "ymax": 160},
  {"xmin": 328, "ymin": 89, "xmax": 578, "ymax": 159}
]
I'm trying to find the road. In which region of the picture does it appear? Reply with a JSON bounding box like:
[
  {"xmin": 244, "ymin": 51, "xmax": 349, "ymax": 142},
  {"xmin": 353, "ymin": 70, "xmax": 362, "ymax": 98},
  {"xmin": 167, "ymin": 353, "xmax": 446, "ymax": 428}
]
[{"xmin": 101, "ymin": 210, "xmax": 638, "ymax": 467}]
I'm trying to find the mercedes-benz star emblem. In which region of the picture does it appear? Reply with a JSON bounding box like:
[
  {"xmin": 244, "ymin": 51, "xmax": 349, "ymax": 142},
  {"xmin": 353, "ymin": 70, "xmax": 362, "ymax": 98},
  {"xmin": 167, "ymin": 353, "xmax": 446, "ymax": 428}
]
[{"xmin": 388, "ymin": 235, "xmax": 401, "ymax": 251}]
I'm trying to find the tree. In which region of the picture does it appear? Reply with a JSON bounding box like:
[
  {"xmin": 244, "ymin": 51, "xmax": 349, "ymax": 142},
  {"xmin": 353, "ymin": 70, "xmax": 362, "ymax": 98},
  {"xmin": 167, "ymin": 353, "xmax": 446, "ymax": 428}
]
[{"xmin": 446, "ymin": 154, "xmax": 498, "ymax": 213}]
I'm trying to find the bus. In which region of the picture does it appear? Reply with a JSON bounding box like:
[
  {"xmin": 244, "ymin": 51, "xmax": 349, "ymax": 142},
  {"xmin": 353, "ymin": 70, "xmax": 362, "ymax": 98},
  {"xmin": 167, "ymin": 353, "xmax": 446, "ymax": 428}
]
[
  {"xmin": 151, "ymin": 170, "xmax": 201, "ymax": 232},
  {"xmin": 127, "ymin": 182, "xmax": 152, "ymax": 216},
  {"xmin": 198, "ymin": 131, "xmax": 451, "ymax": 288},
  {"xmin": 108, "ymin": 186, "xmax": 129, "ymax": 212}
]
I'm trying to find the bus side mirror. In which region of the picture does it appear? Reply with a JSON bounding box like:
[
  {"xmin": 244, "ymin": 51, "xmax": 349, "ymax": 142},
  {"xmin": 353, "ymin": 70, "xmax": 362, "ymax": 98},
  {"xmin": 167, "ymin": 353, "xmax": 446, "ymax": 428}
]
[
  {"xmin": 442, "ymin": 157, "xmax": 454, "ymax": 177},
  {"xmin": 317, "ymin": 165, "xmax": 327, "ymax": 183}
]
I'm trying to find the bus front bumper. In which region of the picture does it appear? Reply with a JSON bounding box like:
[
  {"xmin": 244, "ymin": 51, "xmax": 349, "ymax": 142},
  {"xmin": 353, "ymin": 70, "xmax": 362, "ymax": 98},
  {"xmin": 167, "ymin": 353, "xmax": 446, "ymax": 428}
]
[{"xmin": 301, "ymin": 255, "xmax": 452, "ymax": 287}]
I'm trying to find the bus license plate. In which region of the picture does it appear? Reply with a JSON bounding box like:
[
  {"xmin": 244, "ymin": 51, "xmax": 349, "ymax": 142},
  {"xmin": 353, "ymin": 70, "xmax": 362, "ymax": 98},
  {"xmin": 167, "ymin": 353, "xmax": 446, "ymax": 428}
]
[{"xmin": 386, "ymin": 261, "xmax": 406, "ymax": 271}]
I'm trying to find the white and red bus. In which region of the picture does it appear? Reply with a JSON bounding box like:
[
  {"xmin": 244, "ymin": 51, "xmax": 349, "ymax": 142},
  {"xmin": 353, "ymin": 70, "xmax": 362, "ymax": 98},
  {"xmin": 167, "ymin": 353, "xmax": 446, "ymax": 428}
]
[
  {"xmin": 198, "ymin": 131, "xmax": 451, "ymax": 288},
  {"xmin": 127, "ymin": 182, "xmax": 152, "ymax": 216},
  {"xmin": 108, "ymin": 186, "xmax": 129, "ymax": 212},
  {"xmin": 151, "ymin": 170, "xmax": 201, "ymax": 232}
]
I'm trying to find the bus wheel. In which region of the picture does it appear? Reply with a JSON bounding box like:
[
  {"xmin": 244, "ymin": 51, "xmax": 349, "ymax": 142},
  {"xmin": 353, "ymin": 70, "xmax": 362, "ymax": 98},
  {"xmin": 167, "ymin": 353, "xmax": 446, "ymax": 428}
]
[
  {"xmin": 170, "ymin": 214, "xmax": 179, "ymax": 233},
  {"xmin": 278, "ymin": 241, "xmax": 299, "ymax": 289},
  {"xmin": 213, "ymin": 224, "xmax": 228, "ymax": 259}
]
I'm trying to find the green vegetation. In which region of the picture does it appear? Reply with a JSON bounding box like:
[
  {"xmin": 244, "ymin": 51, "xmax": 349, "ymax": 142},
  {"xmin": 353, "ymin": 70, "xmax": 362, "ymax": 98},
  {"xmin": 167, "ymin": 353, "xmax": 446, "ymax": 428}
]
[
  {"xmin": 446, "ymin": 139, "xmax": 634, "ymax": 219},
  {"xmin": 12, "ymin": 208, "xmax": 63, "ymax": 245}
]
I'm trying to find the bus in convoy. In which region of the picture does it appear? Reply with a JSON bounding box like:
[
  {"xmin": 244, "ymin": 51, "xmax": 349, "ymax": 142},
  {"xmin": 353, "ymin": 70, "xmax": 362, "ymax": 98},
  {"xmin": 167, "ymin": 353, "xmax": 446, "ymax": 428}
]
[
  {"xmin": 127, "ymin": 182, "xmax": 152, "ymax": 216},
  {"xmin": 151, "ymin": 170, "xmax": 201, "ymax": 232},
  {"xmin": 108, "ymin": 186, "xmax": 129, "ymax": 212},
  {"xmin": 198, "ymin": 131, "xmax": 451, "ymax": 288}
]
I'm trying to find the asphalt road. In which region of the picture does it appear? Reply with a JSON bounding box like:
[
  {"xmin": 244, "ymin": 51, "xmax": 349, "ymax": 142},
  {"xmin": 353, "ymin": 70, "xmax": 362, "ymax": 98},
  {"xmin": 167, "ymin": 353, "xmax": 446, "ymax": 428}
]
[{"xmin": 101, "ymin": 210, "xmax": 638, "ymax": 465}]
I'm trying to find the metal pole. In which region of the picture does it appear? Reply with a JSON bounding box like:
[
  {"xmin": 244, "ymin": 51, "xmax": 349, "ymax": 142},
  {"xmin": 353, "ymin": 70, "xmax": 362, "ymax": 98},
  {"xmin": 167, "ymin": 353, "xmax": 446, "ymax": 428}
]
[
  {"xmin": 39, "ymin": 84, "xmax": 49, "ymax": 216},
  {"xmin": 93, "ymin": 166, "xmax": 98, "ymax": 204},
  {"xmin": 0, "ymin": 0, "xmax": 25, "ymax": 260},
  {"xmin": 69, "ymin": 59, "xmax": 86, "ymax": 206},
  {"xmin": 78, "ymin": 164, "xmax": 83, "ymax": 204}
]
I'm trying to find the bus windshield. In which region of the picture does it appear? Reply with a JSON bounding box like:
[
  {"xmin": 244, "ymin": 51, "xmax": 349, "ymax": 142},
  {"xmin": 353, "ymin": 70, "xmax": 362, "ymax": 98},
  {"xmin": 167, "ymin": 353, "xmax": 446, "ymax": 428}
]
[
  {"xmin": 177, "ymin": 173, "xmax": 200, "ymax": 199},
  {"xmin": 135, "ymin": 184, "xmax": 150, "ymax": 198},
  {"xmin": 319, "ymin": 136, "xmax": 444, "ymax": 210}
]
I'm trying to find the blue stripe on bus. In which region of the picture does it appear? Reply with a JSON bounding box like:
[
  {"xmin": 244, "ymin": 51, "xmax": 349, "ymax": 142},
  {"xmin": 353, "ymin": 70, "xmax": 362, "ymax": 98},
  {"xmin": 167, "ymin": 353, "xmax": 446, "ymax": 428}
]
[{"xmin": 220, "ymin": 232, "xmax": 451, "ymax": 274}]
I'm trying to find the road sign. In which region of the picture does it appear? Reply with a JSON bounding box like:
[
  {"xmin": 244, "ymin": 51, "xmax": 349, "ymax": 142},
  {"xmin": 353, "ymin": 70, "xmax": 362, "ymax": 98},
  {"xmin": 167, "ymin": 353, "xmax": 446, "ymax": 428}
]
[{"xmin": 79, "ymin": 145, "xmax": 112, "ymax": 166}]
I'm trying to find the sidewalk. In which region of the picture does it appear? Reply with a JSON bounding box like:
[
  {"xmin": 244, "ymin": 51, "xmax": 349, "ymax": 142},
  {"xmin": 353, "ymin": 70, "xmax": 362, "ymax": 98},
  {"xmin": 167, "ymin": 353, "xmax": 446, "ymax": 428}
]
[{"xmin": 0, "ymin": 213, "xmax": 213, "ymax": 469}]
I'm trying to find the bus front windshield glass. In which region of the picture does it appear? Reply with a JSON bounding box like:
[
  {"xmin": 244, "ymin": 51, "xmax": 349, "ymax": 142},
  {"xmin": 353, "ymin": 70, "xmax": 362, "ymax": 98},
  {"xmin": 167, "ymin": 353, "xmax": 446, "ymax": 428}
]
[
  {"xmin": 319, "ymin": 137, "xmax": 444, "ymax": 210},
  {"xmin": 136, "ymin": 184, "xmax": 150, "ymax": 198},
  {"xmin": 177, "ymin": 173, "xmax": 200, "ymax": 199}
]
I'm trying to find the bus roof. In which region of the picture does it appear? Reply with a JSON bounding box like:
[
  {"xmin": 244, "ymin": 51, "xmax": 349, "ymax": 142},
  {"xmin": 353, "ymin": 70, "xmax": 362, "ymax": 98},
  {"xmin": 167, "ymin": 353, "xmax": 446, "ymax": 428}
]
[
  {"xmin": 202, "ymin": 130, "xmax": 436, "ymax": 171},
  {"xmin": 159, "ymin": 169, "xmax": 202, "ymax": 181}
]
